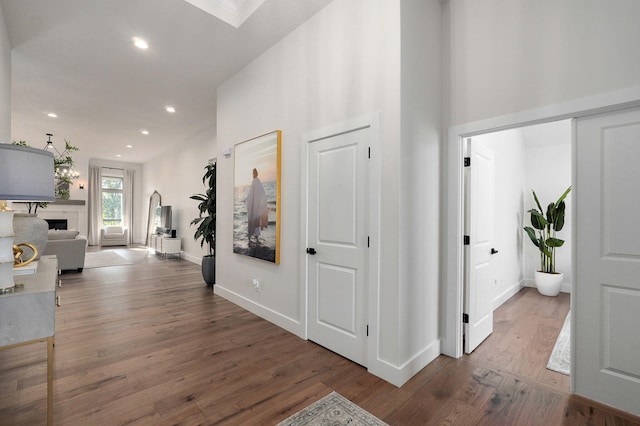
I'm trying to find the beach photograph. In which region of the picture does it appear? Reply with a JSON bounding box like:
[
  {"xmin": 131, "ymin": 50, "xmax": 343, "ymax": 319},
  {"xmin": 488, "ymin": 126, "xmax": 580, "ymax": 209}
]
[{"xmin": 233, "ymin": 131, "xmax": 281, "ymax": 263}]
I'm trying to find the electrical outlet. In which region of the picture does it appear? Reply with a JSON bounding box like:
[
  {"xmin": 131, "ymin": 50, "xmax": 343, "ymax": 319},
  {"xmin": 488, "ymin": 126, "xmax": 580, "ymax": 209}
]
[{"xmin": 252, "ymin": 279, "xmax": 260, "ymax": 291}]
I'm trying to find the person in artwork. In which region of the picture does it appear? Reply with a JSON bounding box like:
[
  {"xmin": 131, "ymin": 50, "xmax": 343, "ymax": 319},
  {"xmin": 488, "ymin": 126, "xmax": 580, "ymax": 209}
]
[{"xmin": 246, "ymin": 168, "xmax": 268, "ymax": 242}]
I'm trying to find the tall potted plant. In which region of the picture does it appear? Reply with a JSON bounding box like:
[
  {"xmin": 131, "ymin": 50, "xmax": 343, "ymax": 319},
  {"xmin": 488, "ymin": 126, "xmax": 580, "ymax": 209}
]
[
  {"xmin": 190, "ymin": 162, "xmax": 216, "ymax": 286},
  {"xmin": 523, "ymin": 186, "xmax": 571, "ymax": 296}
]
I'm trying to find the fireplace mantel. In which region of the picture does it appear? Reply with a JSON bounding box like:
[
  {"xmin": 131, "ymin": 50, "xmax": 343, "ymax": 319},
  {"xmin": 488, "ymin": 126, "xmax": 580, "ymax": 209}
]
[{"xmin": 49, "ymin": 199, "xmax": 85, "ymax": 206}]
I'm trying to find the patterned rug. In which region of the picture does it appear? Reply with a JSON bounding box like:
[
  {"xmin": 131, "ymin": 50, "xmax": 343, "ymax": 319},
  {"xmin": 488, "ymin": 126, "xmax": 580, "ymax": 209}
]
[
  {"xmin": 547, "ymin": 311, "xmax": 571, "ymax": 375},
  {"xmin": 84, "ymin": 251, "xmax": 133, "ymax": 269},
  {"xmin": 277, "ymin": 392, "xmax": 388, "ymax": 426}
]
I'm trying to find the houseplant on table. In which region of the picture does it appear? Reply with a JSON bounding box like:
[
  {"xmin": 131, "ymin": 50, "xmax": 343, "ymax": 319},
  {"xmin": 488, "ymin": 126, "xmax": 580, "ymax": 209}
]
[
  {"xmin": 190, "ymin": 162, "xmax": 216, "ymax": 286},
  {"xmin": 523, "ymin": 186, "xmax": 571, "ymax": 296}
]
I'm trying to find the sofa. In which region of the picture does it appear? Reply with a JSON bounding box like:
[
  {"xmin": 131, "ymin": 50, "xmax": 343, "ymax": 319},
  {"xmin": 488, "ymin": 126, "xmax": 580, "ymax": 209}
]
[
  {"xmin": 100, "ymin": 226, "xmax": 128, "ymax": 246},
  {"xmin": 42, "ymin": 230, "xmax": 88, "ymax": 272}
]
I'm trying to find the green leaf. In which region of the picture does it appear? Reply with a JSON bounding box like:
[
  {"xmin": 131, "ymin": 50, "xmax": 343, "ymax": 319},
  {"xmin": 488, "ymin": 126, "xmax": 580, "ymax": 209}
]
[
  {"xmin": 532, "ymin": 190, "xmax": 543, "ymax": 212},
  {"xmin": 529, "ymin": 209, "xmax": 548, "ymax": 230},
  {"xmin": 546, "ymin": 237, "xmax": 565, "ymax": 248},
  {"xmin": 553, "ymin": 201, "xmax": 566, "ymax": 231},
  {"xmin": 523, "ymin": 227, "xmax": 540, "ymax": 248},
  {"xmin": 555, "ymin": 186, "xmax": 571, "ymax": 206}
]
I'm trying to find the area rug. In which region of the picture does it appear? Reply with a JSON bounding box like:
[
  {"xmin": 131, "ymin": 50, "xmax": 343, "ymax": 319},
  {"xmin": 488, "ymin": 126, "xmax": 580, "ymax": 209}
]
[
  {"xmin": 277, "ymin": 392, "xmax": 388, "ymax": 426},
  {"xmin": 547, "ymin": 311, "xmax": 571, "ymax": 375},
  {"xmin": 83, "ymin": 251, "xmax": 133, "ymax": 269}
]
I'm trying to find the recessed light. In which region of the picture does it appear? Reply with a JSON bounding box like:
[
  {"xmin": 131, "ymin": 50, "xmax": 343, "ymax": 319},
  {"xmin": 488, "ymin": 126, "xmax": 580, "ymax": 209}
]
[
  {"xmin": 133, "ymin": 37, "xmax": 148, "ymax": 49},
  {"xmin": 126, "ymin": 145, "xmax": 133, "ymax": 148},
  {"xmin": 141, "ymin": 130, "xmax": 149, "ymax": 135},
  {"xmin": 47, "ymin": 113, "xmax": 58, "ymax": 118},
  {"xmin": 165, "ymin": 106, "xmax": 176, "ymax": 113}
]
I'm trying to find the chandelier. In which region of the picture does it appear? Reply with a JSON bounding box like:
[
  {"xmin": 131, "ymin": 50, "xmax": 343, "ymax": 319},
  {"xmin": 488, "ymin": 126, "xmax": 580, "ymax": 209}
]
[
  {"xmin": 43, "ymin": 133, "xmax": 79, "ymax": 179},
  {"xmin": 43, "ymin": 133, "xmax": 79, "ymax": 199}
]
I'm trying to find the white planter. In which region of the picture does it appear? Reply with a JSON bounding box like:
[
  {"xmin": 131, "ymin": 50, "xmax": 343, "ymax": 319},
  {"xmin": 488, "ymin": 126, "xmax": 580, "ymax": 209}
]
[{"xmin": 534, "ymin": 271, "xmax": 563, "ymax": 297}]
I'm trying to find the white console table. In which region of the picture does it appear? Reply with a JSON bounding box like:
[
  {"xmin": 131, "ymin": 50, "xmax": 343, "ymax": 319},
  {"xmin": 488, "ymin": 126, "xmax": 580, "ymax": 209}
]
[
  {"xmin": 1, "ymin": 255, "xmax": 58, "ymax": 426},
  {"xmin": 149, "ymin": 234, "xmax": 181, "ymax": 258}
]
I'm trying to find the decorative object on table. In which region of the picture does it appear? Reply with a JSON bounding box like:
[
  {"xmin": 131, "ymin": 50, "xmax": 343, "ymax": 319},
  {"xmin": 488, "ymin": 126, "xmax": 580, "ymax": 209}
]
[
  {"xmin": 0, "ymin": 143, "xmax": 55, "ymax": 293},
  {"xmin": 190, "ymin": 161, "xmax": 217, "ymax": 286},
  {"xmin": 13, "ymin": 243, "xmax": 38, "ymax": 267},
  {"xmin": 523, "ymin": 186, "xmax": 571, "ymax": 296},
  {"xmin": 13, "ymin": 212, "xmax": 49, "ymax": 260},
  {"xmin": 276, "ymin": 391, "xmax": 389, "ymax": 426},
  {"xmin": 232, "ymin": 131, "xmax": 281, "ymax": 264}
]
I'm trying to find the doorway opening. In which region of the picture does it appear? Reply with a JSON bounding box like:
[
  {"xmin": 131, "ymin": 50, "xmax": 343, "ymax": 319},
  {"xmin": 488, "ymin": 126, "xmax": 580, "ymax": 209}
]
[{"xmin": 462, "ymin": 119, "xmax": 572, "ymax": 388}]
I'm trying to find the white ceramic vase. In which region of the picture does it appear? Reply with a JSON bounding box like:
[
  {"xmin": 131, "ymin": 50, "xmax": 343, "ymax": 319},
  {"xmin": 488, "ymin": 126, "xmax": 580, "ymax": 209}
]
[{"xmin": 534, "ymin": 271, "xmax": 563, "ymax": 297}]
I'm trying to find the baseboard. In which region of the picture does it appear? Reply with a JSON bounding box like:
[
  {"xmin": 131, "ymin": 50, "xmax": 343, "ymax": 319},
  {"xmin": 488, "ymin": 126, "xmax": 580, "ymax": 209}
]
[
  {"xmin": 493, "ymin": 280, "xmax": 524, "ymax": 309},
  {"xmin": 182, "ymin": 252, "xmax": 201, "ymax": 265},
  {"xmin": 214, "ymin": 284, "xmax": 304, "ymax": 338},
  {"xmin": 367, "ymin": 339, "xmax": 441, "ymax": 387}
]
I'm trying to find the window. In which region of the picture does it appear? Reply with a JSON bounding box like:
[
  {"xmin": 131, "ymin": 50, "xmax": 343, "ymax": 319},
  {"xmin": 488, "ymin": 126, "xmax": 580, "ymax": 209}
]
[{"xmin": 102, "ymin": 176, "xmax": 123, "ymax": 225}]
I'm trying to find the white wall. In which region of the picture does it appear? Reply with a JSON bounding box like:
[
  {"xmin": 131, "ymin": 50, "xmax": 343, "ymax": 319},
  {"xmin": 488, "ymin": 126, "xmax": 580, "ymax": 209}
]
[
  {"xmin": 446, "ymin": 0, "xmax": 640, "ymax": 127},
  {"xmin": 143, "ymin": 126, "xmax": 216, "ymax": 263},
  {"xmin": 523, "ymin": 120, "xmax": 572, "ymax": 289},
  {"xmin": 443, "ymin": 1, "xmax": 640, "ymax": 355},
  {"xmin": 471, "ymin": 129, "xmax": 527, "ymax": 307},
  {"xmin": 0, "ymin": 4, "xmax": 10, "ymax": 141},
  {"xmin": 216, "ymin": 0, "xmax": 401, "ymax": 346},
  {"xmin": 214, "ymin": 0, "xmax": 442, "ymax": 385},
  {"xmin": 397, "ymin": 0, "xmax": 442, "ymax": 374}
]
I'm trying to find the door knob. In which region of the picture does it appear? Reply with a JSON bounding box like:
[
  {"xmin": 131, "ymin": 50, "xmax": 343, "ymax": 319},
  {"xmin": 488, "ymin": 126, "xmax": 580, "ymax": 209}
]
[
  {"xmin": 306, "ymin": 248, "xmax": 317, "ymax": 255},
  {"xmin": 491, "ymin": 248, "xmax": 499, "ymax": 255}
]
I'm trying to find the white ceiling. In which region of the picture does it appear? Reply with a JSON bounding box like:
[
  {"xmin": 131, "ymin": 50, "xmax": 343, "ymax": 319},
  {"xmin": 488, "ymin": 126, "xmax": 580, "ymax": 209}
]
[{"xmin": 0, "ymin": 0, "xmax": 332, "ymax": 163}]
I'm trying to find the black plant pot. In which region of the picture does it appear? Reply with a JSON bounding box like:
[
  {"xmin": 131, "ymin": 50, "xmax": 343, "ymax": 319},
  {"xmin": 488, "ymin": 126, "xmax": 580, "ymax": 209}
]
[{"xmin": 201, "ymin": 255, "xmax": 215, "ymax": 286}]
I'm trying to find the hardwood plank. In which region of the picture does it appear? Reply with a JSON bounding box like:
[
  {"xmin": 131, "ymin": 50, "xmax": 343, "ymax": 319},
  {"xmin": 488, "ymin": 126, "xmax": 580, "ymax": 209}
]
[{"xmin": 1, "ymin": 248, "xmax": 638, "ymax": 425}]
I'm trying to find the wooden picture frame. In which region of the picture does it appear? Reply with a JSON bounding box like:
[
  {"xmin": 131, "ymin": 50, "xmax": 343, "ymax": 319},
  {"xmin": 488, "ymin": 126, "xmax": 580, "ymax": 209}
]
[{"xmin": 233, "ymin": 130, "xmax": 281, "ymax": 264}]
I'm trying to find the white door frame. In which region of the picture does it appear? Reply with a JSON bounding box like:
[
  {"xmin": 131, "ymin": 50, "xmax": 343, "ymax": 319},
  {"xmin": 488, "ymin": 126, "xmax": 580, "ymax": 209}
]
[
  {"xmin": 300, "ymin": 113, "xmax": 381, "ymax": 368},
  {"xmin": 443, "ymin": 87, "xmax": 640, "ymax": 388}
]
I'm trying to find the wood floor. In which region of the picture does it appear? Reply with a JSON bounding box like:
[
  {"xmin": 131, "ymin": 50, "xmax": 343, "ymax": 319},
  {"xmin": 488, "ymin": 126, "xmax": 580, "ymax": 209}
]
[{"xmin": 1, "ymin": 248, "xmax": 639, "ymax": 425}]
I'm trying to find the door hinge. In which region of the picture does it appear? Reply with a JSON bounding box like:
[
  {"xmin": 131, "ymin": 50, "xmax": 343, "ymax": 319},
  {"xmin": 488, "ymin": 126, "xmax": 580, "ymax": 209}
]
[
  {"xmin": 366, "ymin": 325, "xmax": 369, "ymax": 336},
  {"xmin": 464, "ymin": 157, "xmax": 471, "ymax": 167},
  {"xmin": 367, "ymin": 236, "xmax": 370, "ymax": 247},
  {"xmin": 463, "ymin": 313, "xmax": 469, "ymax": 324},
  {"xmin": 464, "ymin": 235, "xmax": 470, "ymax": 245},
  {"xmin": 368, "ymin": 147, "xmax": 371, "ymax": 159}
]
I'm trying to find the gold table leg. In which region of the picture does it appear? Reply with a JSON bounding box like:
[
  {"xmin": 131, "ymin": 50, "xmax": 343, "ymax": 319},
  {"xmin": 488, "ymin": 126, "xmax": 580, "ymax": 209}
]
[{"xmin": 47, "ymin": 336, "xmax": 54, "ymax": 426}]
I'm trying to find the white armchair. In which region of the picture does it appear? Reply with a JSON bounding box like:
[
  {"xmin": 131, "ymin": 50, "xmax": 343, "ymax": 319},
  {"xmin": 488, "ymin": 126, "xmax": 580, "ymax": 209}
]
[{"xmin": 100, "ymin": 226, "xmax": 129, "ymax": 246}]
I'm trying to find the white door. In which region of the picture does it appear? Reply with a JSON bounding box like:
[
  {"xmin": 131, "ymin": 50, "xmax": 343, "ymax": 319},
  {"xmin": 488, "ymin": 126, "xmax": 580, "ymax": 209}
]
[
  {"xmin": 575, "ymin": 108, "xmax": 640, "ymax": 415},
  {"xmin": 307, "ymin": 127, "xmax": 368, "ymax": 366},
  {"xmin": 464, "ymin": 139, "xmax": 496, "ymax": 353}
]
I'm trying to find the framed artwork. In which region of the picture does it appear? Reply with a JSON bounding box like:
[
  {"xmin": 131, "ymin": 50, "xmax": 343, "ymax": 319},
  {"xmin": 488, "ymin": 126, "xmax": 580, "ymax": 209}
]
[{"xmin": 233, "ymin": 130, "xmax": 281, "ymax": 264}]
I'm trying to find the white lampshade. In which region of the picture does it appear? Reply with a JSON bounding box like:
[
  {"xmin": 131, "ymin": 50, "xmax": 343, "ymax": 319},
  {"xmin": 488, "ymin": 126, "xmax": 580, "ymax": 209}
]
[
  {"xmin": 0, "ymin": 144, "xmax": 55, "ymax": 201},
  {"xmin": 0, "ymin": 143, "xmax": 55, "ymax": 293}
]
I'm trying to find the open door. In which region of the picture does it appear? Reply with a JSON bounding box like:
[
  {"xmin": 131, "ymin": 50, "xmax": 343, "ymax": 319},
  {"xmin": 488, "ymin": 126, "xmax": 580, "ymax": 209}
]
[
  {"xmin": 464, "ymin": 138, "xmax": 496, "ymax": 353},
  {"xmin": 574, "ymin": 107, "xmax": 640, "ymax": 415}
]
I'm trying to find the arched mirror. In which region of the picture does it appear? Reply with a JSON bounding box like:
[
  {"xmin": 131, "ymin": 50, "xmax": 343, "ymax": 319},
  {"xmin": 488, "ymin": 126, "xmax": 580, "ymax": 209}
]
[{"xmin": 145, "ymin": 190, "xmax": 162, "ymax": 246}]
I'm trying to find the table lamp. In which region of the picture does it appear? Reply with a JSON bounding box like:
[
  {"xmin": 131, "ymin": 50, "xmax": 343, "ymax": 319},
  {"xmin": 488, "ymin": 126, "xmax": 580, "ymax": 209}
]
[{"xmin": 0, "ymin": 144, "xmax": 55, "ymax": 294}]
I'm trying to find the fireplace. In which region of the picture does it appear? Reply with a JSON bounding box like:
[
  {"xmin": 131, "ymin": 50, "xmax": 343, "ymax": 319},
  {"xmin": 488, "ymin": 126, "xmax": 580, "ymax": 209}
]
[{"xmin": 44, "ymin": 219, "xmax": 68, "ymax": 230}]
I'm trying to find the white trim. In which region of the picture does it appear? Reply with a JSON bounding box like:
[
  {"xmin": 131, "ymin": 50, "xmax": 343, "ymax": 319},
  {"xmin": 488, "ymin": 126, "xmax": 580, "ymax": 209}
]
[
  {"xmin": 444, "ymin": 86, "xmax": 640, "ymax": 359},
  {"xmin": 300, "ymin": 113, "xmax": 382, "ymax": 377},
  {"xmin": 492, "ymin": 280, "xmax": 525, "ymax": 310},
  {"xmin": 214, "ymin": 284, "xmax": 304, "ymax": 337},
  {"xmin": 367, "ymin": 339, "xmax": 441, "ymax": 387}
]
